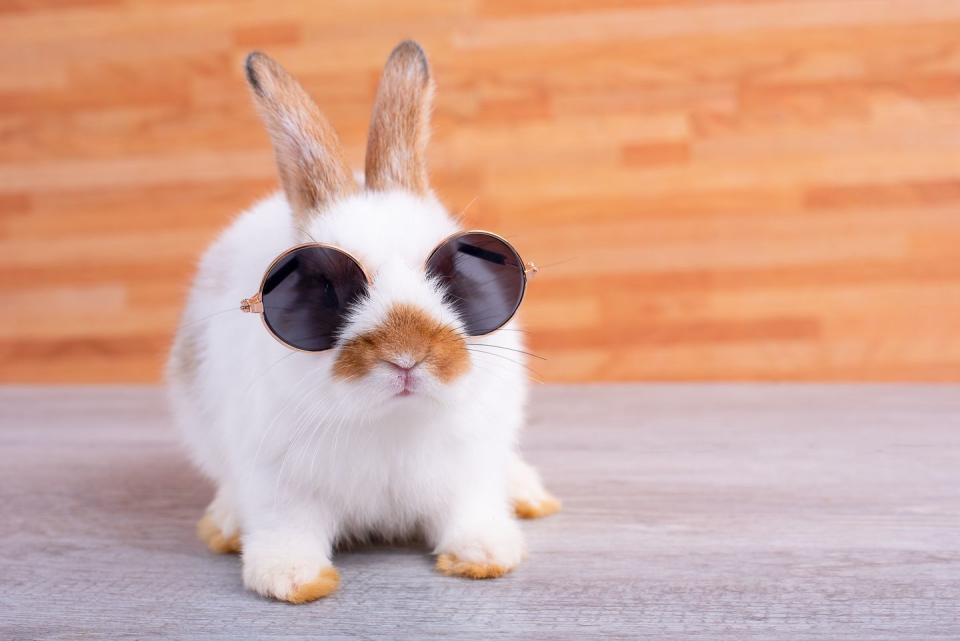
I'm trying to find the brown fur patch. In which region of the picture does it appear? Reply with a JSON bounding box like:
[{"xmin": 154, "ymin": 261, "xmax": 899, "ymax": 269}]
[
  {"xmin": 286, "ymin": 566, "xmax": 340, "ymax": 603},
  {"xmin": 514, "ymin": 494, "xmax": 562, "ymax": 520},
  {"xmin": 436, "ymin": 553, "xmax": 511, "ymax": 580},
  {"xmin": 365, "ymin": 41, "xmax": 434, "ymax": 195},
  {"xmin": 245, "ymin": 51, "xmax": 355, "ymax": 223},
  {"xmin": 333, "ymin": 303, "xmax": 469, "ymax": 383},
  {"xmin": 196, "ymin": 513, "xmax": 241, "ymax": 554}
]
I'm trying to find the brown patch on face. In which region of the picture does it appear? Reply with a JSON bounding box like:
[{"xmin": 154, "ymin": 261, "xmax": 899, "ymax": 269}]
[
  {"xmin": 333, "ymin": 303, "xmax": 469, "ymax": 383},
  {"xmin": 364, "ymin": 41, "xmax": 434, "ymax": 195},
  {"xmin": 245, "ymin": 51, "xmax": 355, "ymax": 223}
]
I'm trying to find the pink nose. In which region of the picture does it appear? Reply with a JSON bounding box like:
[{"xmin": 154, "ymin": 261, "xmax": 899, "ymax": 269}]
[{"xmin": 383, "ymin": 360, "xmax": 416, "ymax": 374}]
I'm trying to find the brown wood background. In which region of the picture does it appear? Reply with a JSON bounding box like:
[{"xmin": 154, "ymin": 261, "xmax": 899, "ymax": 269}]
[{"xmin": 2, "ymin": 0, "xmax": 960, "ymax": 383}]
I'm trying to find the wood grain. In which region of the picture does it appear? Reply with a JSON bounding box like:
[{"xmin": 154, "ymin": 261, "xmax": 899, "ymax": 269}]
[
  {"xmin": 2, "ymin": 1, "xmax": 960, "ymax": 382},
  {"xmin": 1, "ymin": 384, "xmax": 958, "ymax": 639}
]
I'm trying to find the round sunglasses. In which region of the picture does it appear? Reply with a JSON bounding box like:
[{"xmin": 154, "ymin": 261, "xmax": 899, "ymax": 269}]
[{"xmin": 240, "ymin": 231, "xmax": 537, "ymax": 352}]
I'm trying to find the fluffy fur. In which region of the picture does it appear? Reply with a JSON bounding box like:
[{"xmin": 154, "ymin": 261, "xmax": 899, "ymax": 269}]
[{"xmin": 167, "ymin": 41, "xmax": 558, "ymax": 603}]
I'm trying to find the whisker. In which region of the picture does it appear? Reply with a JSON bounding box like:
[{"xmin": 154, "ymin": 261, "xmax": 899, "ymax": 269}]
[
  {"xmin": 308, "ymin": 381, "xmax": 357, "ymax": 478},
  {"xmin": 297, "ymin": 226, "xmax": 321, "ymax": 244},
  {"xmin": 456, "ymin": 195, "xmax": 479, "ymax": 222},
  {"xmin": 252, "ymin": 366, "xmax": 317, "ymax": 470},
  {"xmin": 465, "ymin": 346, "xmax": 542, "ymax": 376},
  {"xmin": 533, "ymin": 256, "xmax": 581, "ymax": 271},
  {"xmin": 468, "ymin": 343, "xmax": 547, "ymax": 361},
  {"xmin": 274, "ymin": 378, "xmax": 325, "ymax": 499},
  {"xmin": 177, "ymin": 307, "xmax": 239, "ymax": 329},
  {"xmin": 464, "ymin": 357, "xmax": 522, "ymax": 387},
  {"xmin": 469, "ymin": 353, "xmax": 546, "ymax": 385},
  {"xmin": 239, "ymin": 350, "xmax": 301, "ymax": 398},
  {"xmin": 291, "ymin": 392, "xmax": 347, "ymax": 492}
]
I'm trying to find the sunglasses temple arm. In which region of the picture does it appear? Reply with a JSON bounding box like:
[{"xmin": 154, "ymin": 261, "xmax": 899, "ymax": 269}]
[{"xmin": 240, "ymin": 293, "xmax": 264, "ymax": 314}]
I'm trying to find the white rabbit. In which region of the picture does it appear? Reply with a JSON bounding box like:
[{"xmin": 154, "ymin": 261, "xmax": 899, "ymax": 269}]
[{"xmin": 167, "ymin": 41, "xmax": 559, "ymax": 603}]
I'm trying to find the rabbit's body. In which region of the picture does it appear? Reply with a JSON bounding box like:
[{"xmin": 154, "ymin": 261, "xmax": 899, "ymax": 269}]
[{"xmin": 167, "ymin": 43, "xmax": 558, "ymax": 603}]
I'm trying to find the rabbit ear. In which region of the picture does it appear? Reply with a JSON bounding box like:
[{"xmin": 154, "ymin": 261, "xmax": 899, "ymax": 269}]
[
  {"xmin": 365, "ymin": 41, "xmax": 435, "ymax": 195},
  {"xmin": 245, "ymin": 52, "xmax": 355, "ymax": 221}
]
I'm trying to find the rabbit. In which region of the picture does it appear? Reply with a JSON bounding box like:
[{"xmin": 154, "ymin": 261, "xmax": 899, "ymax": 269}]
[{"xmin": 166, "ymin": 41, "xmax": 560, "ymax": 603}]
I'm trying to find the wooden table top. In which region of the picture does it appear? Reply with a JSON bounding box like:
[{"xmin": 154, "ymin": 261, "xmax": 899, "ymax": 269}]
[{"xmin": 1, "ymin": 384, "xmax": 958, "ymax": 639}]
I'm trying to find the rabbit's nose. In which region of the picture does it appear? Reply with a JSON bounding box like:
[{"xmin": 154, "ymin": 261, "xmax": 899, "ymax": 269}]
[
  {"xmin": 382, "ymin": 359, "xmax": 418, "ymax": 374},
  {"xmin": 333, "ymin": 303, "xmax": 469, "ymax": 384}
]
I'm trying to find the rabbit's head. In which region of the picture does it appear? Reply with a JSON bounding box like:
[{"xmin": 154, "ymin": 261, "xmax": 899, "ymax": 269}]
[{"xmin": 245, "ymin": 42, "xmax": 517, "ymax": 409}]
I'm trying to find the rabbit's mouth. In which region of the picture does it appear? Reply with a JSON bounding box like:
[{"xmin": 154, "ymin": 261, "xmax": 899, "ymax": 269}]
[{"xmin": 382, "ymin": 358, "xmax": 422, "ymax": 398}]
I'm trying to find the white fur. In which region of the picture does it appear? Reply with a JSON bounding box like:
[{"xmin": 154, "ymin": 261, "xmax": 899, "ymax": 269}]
[{"xmin": 168, "ymin": 188, "xmax": 549, "ymax": 599}]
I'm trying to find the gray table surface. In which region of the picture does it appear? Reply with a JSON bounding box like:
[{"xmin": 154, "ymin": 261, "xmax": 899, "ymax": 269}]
[{"xmin": 1, "ymin": 384, "xmax": 958, "ymax": 640}]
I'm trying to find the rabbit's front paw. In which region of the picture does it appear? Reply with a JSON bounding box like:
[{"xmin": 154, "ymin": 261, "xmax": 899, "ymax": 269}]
[
  {"xmin": 242, "ymin": 546, "xmax": 339, "ymax": 603},
  {"xmin": 435, "ymin": 520, "xmax": 526, "ymax": 579}
]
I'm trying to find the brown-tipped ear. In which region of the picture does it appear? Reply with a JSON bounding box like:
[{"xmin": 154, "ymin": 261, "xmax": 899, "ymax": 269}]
[
  {"xmin": 245, "ymin": 51, "xmax": 354, "ymax": 222},
  {"xmin": 365, "ymin": 40, "xmax": 435, "ymax": 195}
]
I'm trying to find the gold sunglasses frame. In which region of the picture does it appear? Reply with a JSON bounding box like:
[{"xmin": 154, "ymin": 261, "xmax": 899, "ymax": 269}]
[{"xmin": 240, "ymin": 230, "xmax": 538, "ymax": 351}]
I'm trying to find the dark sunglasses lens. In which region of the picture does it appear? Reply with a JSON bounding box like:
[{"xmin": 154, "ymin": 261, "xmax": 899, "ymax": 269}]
[
  {"xmin": 426, "ymin": 232, "xmax": 525, "ymax": 335},
  {"xmin": 261, "ymin": 246, "xmax": 367, "ymax": 351}
]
